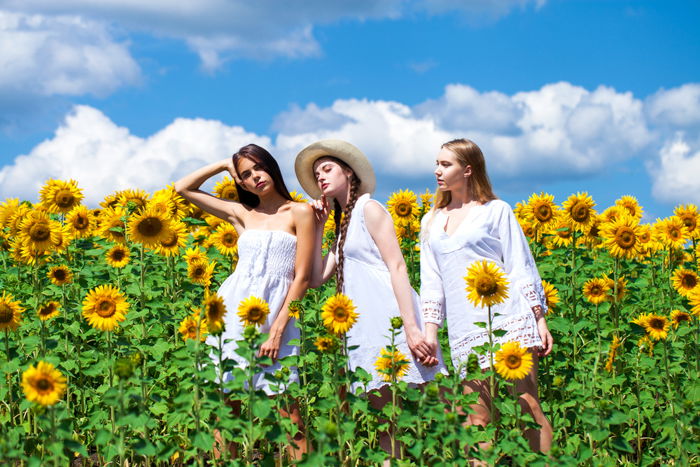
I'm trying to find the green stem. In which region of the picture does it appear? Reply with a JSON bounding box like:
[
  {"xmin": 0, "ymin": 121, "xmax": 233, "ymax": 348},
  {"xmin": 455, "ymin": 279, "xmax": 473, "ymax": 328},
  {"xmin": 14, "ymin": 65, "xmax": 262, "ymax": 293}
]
[{"xmin": 487, "ymin": 305, "xmax": 497, "ymax": 441}]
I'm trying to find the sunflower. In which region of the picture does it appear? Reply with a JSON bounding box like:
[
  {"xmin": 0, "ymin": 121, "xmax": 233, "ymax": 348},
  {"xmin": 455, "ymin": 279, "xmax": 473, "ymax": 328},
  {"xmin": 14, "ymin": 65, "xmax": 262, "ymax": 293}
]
[
  {"xmin": 581, "ymin": 215, "xmax": 604, "ymax": 249},
  {"xmin": 673, "ymin": 204, "xmax": 700, "ymax": 239},
  {"xmin": 65, "ymin": 205, "xmax": 94, "ymax": 239},
  {"xmin": 601, "ymin": 215, "xmax": 643, "ymax": 259},
  {"xmin": 604, "ymin": 335, "xmax": 622, "ymax": 373},
  {"xmin": 213, "ymin": 176, "xmax": 239, "ymax": 201},
  {"xmin": 641, "ymin": 314, "xmax": 670, "ymax": 341},
  {"xmin": 50, "ymin": 222, "xmax": 72, "ymax": 254},
  {"xmin": 146, "ymin": 195, "xmax": 176, "ymax": 220},
  {"xmin": 394, "ymin": 217, "xmax": 420, "ymax": 244},
  {"xmin": 17, "ymin": 209, "xmax": 57, "ymax": 253},
  {"xmin": 690, "ymin": 289, "xmax": 700, "ymax": 317},
  {"xmin": 494, "ymin": 341, "xmax": 533, "ymax": 380},
  {"xmin": 6, "ymin": 203, "xmax": 31, "ymax": 236},
  {"xmin": 526, "ymin": 192, "xmax": 560, "ymax": 231},
  {"xmin": 321, "ymin": 293, "xmax": 358, "ymax": 335},
  {"xmin": 549, "ymin": 220, "xmax": 574, "ymax": 248},
  {"xmin": 106, "ymin": 245, "xmax": 130, "ymax": 268},
  {"xmin": 599, "ymin": 206, "xmax": 622, "ymax": 224},
  {"xmin": 21, "ymin": 361, "xmax": 67, "ymax": 406},
  {"xmin": 128, "ymin": 208, "xmax": 172, "ymax": 247},
  {"xmin": 82, "ymin": 285, "xmax": 129, "ymax": 332},
  {"xmin": 615, "ymin": 195, "xmax": 643, "ymax": 220},
  {"xmin": 387, "ymin": 189, "xmax": 419, "ymax": 224},
  {"xmin": 37, "ymin": 301, "xmax": 60, "ymax": 321},
  {"xmin": 211, "ymin": 223, "xmax": 239, "ymax": 256},
  {"xmin": 288, "ymin": 300, "xmax": 303, "ymax": 319},
  {"xmin": 582, "ymin": 278, "xmax": 609, "ymax": 305},
  {"xmin": 97, "ymin": 207, "xmax": 127, "ymax": 244},
  {"xmin": 541, "ymin": 280, "xmax": 560, "ymax": 312},
  {"xmin": 0, "ymin": 292, "xmax": 24, "ymax": 331},
  {"xmin": 47, "ymin": 265, "xmax": 73, "ymax": 286},
  {"xmin": 39, "ymin": 179, "xmax": 84, "ymax": 214},
  {"xmin": 670, "ymin": 310, "xmax": 692, "ymax": 329},
  {"xmin": 184, "ymin": 247, "xmax": 208, "ymax": 266},
  {"xmin": 519, "ymin": 220, "xmax": 535, "ymax": 240},
  {"xmin": 151, "ymin": 185, "xmax": 188, "ymax": 219},
  {"xmin": 603, "ymin": 275, "xmax": 627, "ymax": 302},
  {"xmin": 237, "ymin": 296, "xmax": 270, "ymax": 327},
  {"xmin": 187, "ymin": 260, "xmax": 216, "ymax": 286},
  {"xmin": 671, "ymin": 267, "xmax": 699, "ymax": 298},
  {"xmin": 204, "ymin": 293, "xmax": 227, "ymax": 333},
  {"xmin": 0, "ymin": 198, "xmax": 20, "ymax": 227},
  {"xmin": 420, "ymin": 189, "xmax": 433, "ymax": 212},
  {"xmin": 654, "ymin": 216, "xmax": 689, "ymax": 250},
  {"xmin": 118, "ymin": 188, "xmax": 150, "ymax": 212},
  {"xmin": 153, "ymin": 220, "xmax": 188, "ymax": 257},
  {"xmin": 178, "ymin": 313, "xmax": 208, "ymax": 342},
  {"xmin": 562, "ymin": 192, "xmax": 596, "ymax": 232},
  {"xmin": 289, "ymin": 190, "xmax": 307, "ymax": 203},
  {"xmin": 464, "ymin": 260, "xmax": 509, "ymax": 308},
  {"xmin": 314, "ymin": 336, "xmax": 338, "ymax": 353},
  {"xmin": 374, "ymin": 347, "xmax": 410, "ymax": 382}
]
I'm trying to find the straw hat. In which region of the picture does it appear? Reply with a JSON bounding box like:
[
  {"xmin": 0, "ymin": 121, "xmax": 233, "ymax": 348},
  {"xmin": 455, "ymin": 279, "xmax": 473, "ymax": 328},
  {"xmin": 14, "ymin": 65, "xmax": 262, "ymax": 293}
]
[{"xmin": 294, "ymin": 139, "xmax": 376, "ymax": 199}]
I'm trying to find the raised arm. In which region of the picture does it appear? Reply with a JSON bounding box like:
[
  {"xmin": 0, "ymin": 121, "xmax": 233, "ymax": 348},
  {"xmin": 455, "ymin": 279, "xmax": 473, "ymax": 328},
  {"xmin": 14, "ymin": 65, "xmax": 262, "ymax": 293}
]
[
  {"xmin": 258, "ymin": 203, "xmax": 315, "ymax": 360},
  {"xmin": 308, "ymin": 195, "xmax": 338, "ymax": 288},
  {"xmin": 173, "ymin": 158, "xmax": 242, "ymax": 227},
  {"xmin": 364, "ymin": 201, "xmax": 437, "ymax": 366}
]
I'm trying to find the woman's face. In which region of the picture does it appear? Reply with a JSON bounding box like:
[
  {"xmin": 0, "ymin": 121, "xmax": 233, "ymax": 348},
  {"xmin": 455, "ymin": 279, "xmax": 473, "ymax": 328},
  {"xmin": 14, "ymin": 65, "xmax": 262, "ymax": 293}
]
[
  {"xmin": 434, "ymin": 147, "xmax": 469, "ymax": 192},
  {"xmin": 313, "ymin": 157, "xmax": 351, "ymax": 199},
  {"xmin": 236, "ymin": 157, "xmax": 274, "ymax": 196}
]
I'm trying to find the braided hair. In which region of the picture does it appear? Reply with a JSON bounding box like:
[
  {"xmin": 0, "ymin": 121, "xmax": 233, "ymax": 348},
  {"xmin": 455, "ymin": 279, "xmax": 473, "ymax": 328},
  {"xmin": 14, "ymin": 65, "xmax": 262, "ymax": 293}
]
[{"xmin": 333, "ymin": 173, "xmax": 361, "ymax": 294}]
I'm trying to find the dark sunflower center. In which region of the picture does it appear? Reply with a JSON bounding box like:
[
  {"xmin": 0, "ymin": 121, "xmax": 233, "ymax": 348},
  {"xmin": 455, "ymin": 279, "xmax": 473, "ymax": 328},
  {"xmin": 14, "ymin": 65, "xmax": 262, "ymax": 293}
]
[
  {"xmin": 675, "ymin": 313, "xmax": 690, "ymax": 323},
  {"xmin": 222, "ymin": 233, "xmax": 236, "ymax": 246},
  {"xmin": 571, "ymin": 203, "xmax": 590, "ymax": 222},
  {"xmin": 248, "ymin": 307, "xmax": 263, "ymax": 321},
  {"xmin": 333, "ymin": 307, "xmax": 348, "ymax": 321},
  {"xmin": 648, "ymin": 318, "xmax": 665, "ymax": 330},
  {"xmin": 668, "ymin": 228, "xmax": 681, "ymax": 240},
  {"xmin": 506, "ymin": 354, "xmax": 521, "ymax": 369},
  {"xmin": 74, "ymin": 215, "xmax": 89, "ymax": 229},
  {"xmin": 52, "ymin": 269, "xmax": 67, "ymax": 281},
  {"xmin": 29, "ymin": 223, "xmax": 51, "ymax": 242},
  {"xmin": 681, "ymin": 274, "xmax": 697, "ymax": 289},
  {"xmin": 589, "ymin": 224, "xmax": 600, "ymax": 237},
  {"xmin": 111, "ymin": 250, "xmax": 126, "ymax": 261},
  {"xmin": 96, "ymin": 300, "xmax": 116, "ymax": 318},
  {"xmin": 207, "ymin": 304, "xmax": 222, "ymax": 321},
  {"xmin": 137, "ymin": 217, "xmax": 163, "ymax": 237},
  {"xmin": 681, "ymin": 216, "xmax": 696, "ymax": 231},
  {"xmin": 188, "ymin": 325, "xmax": 197, "ymax": 335},
  {"xmin": 395, "ymin": 203, "xmax": 412, "ymax": 217},
  {"xmin": 36, "ymin": 377, "xmax": 52, "ymax": 392},
  {"xmin": 161, "ymin": 233, "xmax": 178, "ymax": 248},
  {"xmin": 639, "ymin": 231, "xmax": 651, "ymax": 243},
  {"xmin": 39, "ymin": 304, "xmax": 55, "ymax": 316},
  {"xmin": 590, "ymin": 285, "xmax": 603, "ymax": 296},
  {"xmin": 193, "ymin": 266, "xmax": 205, "ymax": 278},
  {"xmin": 475, "ymin": 276, "xmax": 498, "ymax": 297},
  {"xmin": 535, "ymin": 204, "xmax": 552, "ymax": 222},
  {"xmin": 0, "ymin": 305, "xmax": 13, "ymax": 323},
  {"xmin": 55, "ymin": 189, "xmax": 75, "ymax": 208},
  {"xmin": 222, "ymin": 187, "xmax": 237, "ymax": 200},
  {"xmin": 616, "ymin": 227, "xmax": 636, "ymax": 249},
  {"xmin": 557, "ymin": 227, "xmax": 571, "ymax": 239}
]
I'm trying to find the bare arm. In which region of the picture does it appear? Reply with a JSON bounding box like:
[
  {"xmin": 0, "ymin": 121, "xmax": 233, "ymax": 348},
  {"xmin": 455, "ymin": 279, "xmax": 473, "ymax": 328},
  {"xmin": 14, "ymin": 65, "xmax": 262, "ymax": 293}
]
[
  {"xmin": 258, "ymin": 203, "xmax": 315, "ymax": 360},
  {"xmin": 364, "ymin": 201, "xmax": 437, "ymax": 366},
  {"xmin": 308, "ymin": 195, "xmax": 338, "ymax": 288},
  {"xmin": 173, "ymin": 158, "xmax": 242, "ymax": 227}
]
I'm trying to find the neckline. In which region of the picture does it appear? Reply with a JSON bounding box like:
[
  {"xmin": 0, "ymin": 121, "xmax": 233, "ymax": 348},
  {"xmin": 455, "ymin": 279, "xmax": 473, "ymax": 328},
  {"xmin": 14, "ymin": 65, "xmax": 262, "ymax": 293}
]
[
  {"xmin": 437, "ymin": 202, "xmax": 487, "ymax": 239},
  {"xmin": 239, "ymin": 229, "xmax": 297, "ymax": 241}
]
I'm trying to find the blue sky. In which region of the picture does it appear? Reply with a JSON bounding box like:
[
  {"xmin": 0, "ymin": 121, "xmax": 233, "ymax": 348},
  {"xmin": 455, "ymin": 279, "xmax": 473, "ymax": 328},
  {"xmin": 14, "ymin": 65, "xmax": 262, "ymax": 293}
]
[{"xmin": 1, "ymin": 0, "xmax": 699, "ymax": 220}]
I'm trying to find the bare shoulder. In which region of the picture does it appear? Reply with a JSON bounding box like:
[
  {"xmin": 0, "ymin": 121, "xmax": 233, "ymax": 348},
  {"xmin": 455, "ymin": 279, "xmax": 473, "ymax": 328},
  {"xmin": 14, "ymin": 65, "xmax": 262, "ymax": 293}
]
[
  {"xmin": 363, "ymin": 199, "xmax": 391, "ymax": 224},
  {"xmin": 291, "ymin": 201, "xmax": 314, "ymax": 220}
]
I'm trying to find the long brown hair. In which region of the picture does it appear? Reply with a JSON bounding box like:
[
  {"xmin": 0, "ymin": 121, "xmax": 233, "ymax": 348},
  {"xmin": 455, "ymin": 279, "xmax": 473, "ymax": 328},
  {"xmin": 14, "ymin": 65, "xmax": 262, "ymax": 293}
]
[
  {"xmin": 232, "ymin": 144, "xmax": 293, "ymax": 208},
  {"xmin": 322, "ymin": 157, "xmax": 361, "ymax": 294},
  {"xmin": 434, "ymin": 138, "xmax": 497, "ymax": 210}
]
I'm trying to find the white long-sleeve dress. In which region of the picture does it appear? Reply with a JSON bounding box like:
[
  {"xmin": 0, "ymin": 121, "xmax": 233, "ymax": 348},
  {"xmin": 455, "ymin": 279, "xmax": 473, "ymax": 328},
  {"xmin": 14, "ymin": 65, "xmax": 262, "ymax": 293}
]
[
  {"xmin": 341, "ymin": 193, "xmax": 447, "ymax": 393},
  {"xmin": 420, "ymin": 199, "xmax": 547, "ymax": 372}
]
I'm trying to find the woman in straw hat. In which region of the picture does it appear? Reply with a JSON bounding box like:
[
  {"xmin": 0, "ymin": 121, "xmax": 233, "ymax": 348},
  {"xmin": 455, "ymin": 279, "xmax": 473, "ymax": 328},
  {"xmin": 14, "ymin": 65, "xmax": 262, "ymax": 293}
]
[
  {"xmin": 295, "ymin": 139, "xmax": 446, "ymax": 403},
  {"xmin": 175, "ymin": 143, "xmax": 313, "ymax": 458},
  {"xmin": 420, "ymin": 138, "xmax": 553, "ymax": 452}
]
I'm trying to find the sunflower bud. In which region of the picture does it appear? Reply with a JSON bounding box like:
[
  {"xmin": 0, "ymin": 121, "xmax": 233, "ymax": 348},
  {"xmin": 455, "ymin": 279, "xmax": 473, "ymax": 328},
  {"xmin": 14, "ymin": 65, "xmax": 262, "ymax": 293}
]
[
  {"xmin": 466, "ymin": 353, "xmax": 480, "ymax": 374},
  {"xmin": 445, "ymin": 412, "xmax": 457, "ymax": 424},
  {"xmin": 426, "ymin": 383, "xmax": 440, "ymax": 400},
  {"xmin": 390, "ymin": 317, "xmax": 403, "ymax": 329},
  {"xmin": 321, "ymin": 420, "xmax": 338, "ymax": 437},
  {"xmin": 553, "ymin": 376, "xmax": 565, "ymax": 387},
  {"xmin": 243, "ymin": 325, "xmax": 259, "ymax": 341},
  {"xmin": 130, "ymin": 351, "xmax": 143, "ymax": 366}
]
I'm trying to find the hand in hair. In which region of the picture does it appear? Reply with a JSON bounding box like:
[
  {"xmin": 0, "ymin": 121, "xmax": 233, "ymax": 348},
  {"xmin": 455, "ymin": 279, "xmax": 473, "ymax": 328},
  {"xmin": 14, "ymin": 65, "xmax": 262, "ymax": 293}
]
[{"xmin": 309, "ymin": 194, "xmax": 331, "ymax": 226}]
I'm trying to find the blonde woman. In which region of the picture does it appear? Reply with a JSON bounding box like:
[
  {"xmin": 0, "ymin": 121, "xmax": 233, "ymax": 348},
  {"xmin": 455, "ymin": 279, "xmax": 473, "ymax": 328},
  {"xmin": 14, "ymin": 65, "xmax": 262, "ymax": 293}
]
[{"xmin": 420, "ymin": 138, "xmax": 553, "ymax": 452}]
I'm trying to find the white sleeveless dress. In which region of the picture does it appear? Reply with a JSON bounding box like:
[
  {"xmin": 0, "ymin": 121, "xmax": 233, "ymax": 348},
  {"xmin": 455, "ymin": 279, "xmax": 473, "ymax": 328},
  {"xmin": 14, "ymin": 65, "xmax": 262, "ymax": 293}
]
[
  {"xmin": 341, "ymin": 194, "xmax": 447, "ymax": 393},
  {"xmin": 206, "ymin": 229, "xmax": 299, "ymax": 395}
]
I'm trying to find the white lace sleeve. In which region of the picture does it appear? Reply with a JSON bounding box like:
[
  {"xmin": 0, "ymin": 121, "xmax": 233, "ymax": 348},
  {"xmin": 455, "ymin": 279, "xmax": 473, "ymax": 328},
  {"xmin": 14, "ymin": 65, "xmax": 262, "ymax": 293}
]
[
  {"xmin": 496, "ymin": 202, "xmax": 548, "ymax": 315},
  {"xmin": 420, "ymin": 216, "xmax": 446, "ymax": 326}
]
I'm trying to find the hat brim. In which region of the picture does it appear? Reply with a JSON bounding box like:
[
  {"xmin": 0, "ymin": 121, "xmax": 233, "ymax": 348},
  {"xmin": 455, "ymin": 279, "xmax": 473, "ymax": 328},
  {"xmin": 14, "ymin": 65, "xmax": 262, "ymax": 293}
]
[{"xmin": 294, "ymin": 139, "xmax": 376, "ymax": 199}]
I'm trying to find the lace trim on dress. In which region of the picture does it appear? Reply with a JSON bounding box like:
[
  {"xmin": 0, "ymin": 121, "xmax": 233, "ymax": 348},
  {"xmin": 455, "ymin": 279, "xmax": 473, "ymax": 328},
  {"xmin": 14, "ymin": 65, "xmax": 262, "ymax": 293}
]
[
  {"xmin": 421, "ymin": 298, "xmax": 445, "ymax": 326},
  {"xmin": 450, "ymin": 311, "xmax": 542, "ymax": 373},
  {"xmin": 519, "ymin": 281, "xmax": 549, "ymax": 315}
]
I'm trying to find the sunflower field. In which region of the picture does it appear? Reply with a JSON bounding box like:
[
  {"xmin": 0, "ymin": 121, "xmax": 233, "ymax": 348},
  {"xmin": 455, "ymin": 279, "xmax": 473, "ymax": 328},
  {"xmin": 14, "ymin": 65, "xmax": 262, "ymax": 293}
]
[{"xmin": 0, "ymin": 178, "xmax": 699, "ymax": 466}]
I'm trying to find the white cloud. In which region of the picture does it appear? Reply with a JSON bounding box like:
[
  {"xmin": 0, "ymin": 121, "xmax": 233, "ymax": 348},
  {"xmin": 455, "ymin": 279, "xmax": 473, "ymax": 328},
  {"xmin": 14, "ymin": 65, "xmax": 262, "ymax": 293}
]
[
  {"xmin": 3, "ymin": 81, "xmax": 697, "ymax": 206},
  {"xmin": 648, "ymin": 135, "xmax": 700, "ymax": 204},
  {"xmin": 420, "ymin": 0, "xmax": 546, "ymax": 18},
  {"xmin": 0, "ymin": 10, "xmax": 140, "ymax": 97},
  {"xmin": 646, "ymin": 83, "xmax": 700, "ymax": 128},
  {"xmin": 0, "ymin": 105, "xmax": 270, "ymax": 205}
]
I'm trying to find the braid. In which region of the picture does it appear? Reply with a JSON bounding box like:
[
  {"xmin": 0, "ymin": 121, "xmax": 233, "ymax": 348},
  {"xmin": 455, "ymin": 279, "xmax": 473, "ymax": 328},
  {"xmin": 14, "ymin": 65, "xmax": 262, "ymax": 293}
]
[{"xmin": 335, "ymin": 175, "xmax": 360, "ymax": 293}]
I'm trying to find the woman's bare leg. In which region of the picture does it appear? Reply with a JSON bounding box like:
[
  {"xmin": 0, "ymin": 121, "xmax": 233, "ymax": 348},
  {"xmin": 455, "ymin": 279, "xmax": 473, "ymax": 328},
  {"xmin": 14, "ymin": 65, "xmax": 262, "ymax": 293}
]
[{"xmin": 513, "ymin": 354, "xmax": 552, "ymax": 452}]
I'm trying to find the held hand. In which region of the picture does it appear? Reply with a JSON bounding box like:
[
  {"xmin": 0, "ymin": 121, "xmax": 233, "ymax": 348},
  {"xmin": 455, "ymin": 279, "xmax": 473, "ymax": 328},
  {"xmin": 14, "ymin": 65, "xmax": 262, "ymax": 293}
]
[
  {"xmin": 406, "ymin": 326, "xmax": 438, "ymax": 367},
  {"xmin": 258, "ymin": 332, "xmax": 283, "ymax": 363},
  {"xmin": 223, "ymin": 158, "xmax": 241, "ymax": 185},
  {"xmin": 309, "ymin": 195, "xmax": 331, "ymax": 226},
  {"xmin": 536, "ymin": 318, "xmax": 553, "ymax": 357}
]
